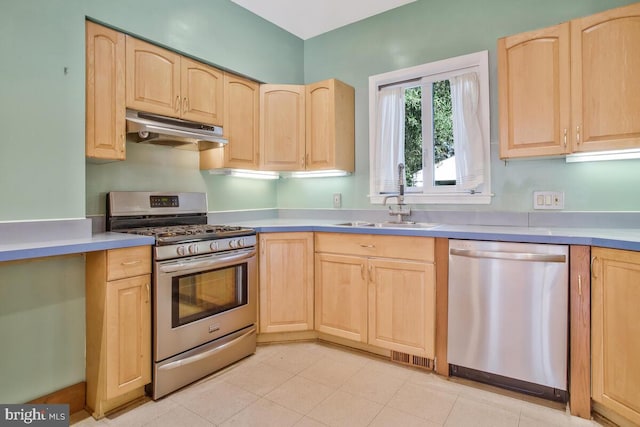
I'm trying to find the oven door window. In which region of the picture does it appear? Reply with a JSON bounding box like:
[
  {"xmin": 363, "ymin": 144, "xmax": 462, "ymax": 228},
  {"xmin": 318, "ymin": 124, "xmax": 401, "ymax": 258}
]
[{"xmin": 171, "ymin": 263, "xmax": 247, "ymax": 328}]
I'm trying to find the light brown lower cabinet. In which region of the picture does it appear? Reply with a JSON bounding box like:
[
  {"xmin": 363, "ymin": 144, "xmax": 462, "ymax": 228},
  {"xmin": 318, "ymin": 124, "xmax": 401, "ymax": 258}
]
[
  {"xmin": 85, "ymin": 246, "xmax": 152, "ymax": 419},
  {"xmin": 368, "ymin": 258, "xmax": 435, "ymax": 358},
  {"xmin": 315, "ymin": 252, "xmax": 368, "ymax": 342},
  {"xmin": 314, "ymin": 233, "xmax": 435, "ymax": 358},
  {"xmin": 591, "ymin": 247, "xmax": 640, "ymax": 426},
  {"xmin": 258, "ymin": 233, "xmax": 314, "ymax": 333}
]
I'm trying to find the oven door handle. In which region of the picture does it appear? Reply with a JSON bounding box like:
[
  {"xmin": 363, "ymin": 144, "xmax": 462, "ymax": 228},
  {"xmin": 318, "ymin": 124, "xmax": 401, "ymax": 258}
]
[
  {"xmin": 157, "ymin": 327, "xmax": 256, "ymax": 371},
  {"xmin": 158, "ymin": 248, "xmax": 256, "ymax": 273}
]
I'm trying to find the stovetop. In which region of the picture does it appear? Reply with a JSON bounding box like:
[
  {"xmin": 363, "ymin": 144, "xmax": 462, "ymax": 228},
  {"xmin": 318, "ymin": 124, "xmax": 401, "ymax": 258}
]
[{"xmin": 124, "ymin": 224, "xmax": 256, "ymax": 246}]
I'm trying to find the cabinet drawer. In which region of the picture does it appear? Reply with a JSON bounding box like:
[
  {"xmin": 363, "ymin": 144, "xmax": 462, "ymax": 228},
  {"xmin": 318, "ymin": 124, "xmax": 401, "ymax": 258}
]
[
  {"xmin": 315, "ymin": 233, "xmax": 434, "ymax": 262},
  {"xmin": 107, "ymin": 246, "xmax": 151, "ymax": 281}
]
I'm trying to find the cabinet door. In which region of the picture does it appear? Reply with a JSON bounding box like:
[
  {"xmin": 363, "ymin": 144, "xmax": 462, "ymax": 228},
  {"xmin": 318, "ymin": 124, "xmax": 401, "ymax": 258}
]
[
  {"xmin": 571, "ymin": 3, "xmax": 640, "ymax": 153},
  {"xmin": 223, "ymin": 73, "xmax": 260, "ymax": 169},
  {"xmin": 315, "ymin": 253, "xmax": 368, "ymax": 342},
  {"xmin": 260, "ymin": 84, "xmax": 305, "ymax": 171},
  {"xmin": 180, "ymin": 57, "xmax": 223, "ymax": 125},
  {"xmin": 105, "ymin": 274, "xmax": 151, "ymax": 399},
  {"xmin": 125, "ymin": 36, "xmax": 181, "ymax": 117},
  {"xmin": 259, "ymin": 233, "xmax": 314, "ymax": 333},
  {"xmin": 368, "ymin": 258, "xmax": 435, "ymax": 358},
  {"xmin": 86, "ymin": 21, "xmax": 126, "ymax": 160},
  {"xmin": 592, "ymin": 247, "xmax": 640, "ymax": 425},
  {"xmin": 498, "ymin": 23, "xmax": 570, "ymax": 159},
  {"xmin": 306, "ymin": 79, "xmax": 355, "ymax": 171}
]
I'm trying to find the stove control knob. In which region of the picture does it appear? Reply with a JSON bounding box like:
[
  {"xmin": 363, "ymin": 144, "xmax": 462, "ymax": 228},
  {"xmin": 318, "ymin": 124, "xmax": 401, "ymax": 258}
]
[
  {"xmin": 229, "ymin": 239, "xmax": 237, "ymax": 249},
  {"xmin": 188, "ymin": 244, "xmax": 199, "ymax": 255},
  {"xmin": 237, "ymin": 238, "xmax": 245, "ymax": 247},
  {"xmin": 177, "ymin": 246, "xmax": 186, "ymax": 256},
  {"xmin": 209, "ymin": 241, "xmax": 219, "ymax": 251}
]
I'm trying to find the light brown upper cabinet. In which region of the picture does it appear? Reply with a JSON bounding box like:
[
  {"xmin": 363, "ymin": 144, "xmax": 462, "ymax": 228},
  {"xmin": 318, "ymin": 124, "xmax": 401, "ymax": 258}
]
[
  {"xmin": 571, "ymin": 3, "xmax": 640, "ymax": 153},
  {"xmin": 259, "ymin": 79, "xmax": 355, "ymax": 172},
  {"xmin": 125, "ymin": 36, "xmax": 223, "ymax": 126},
  {"xmin": 498, "ymin": 23, "xmax": 570, "ymax": 159},
  {"xmin": 86, "ymin": 21, "xmax": 126, "ymax": 161},
  {"xmin": 306, "ymin": 79, "xmax": 355, "ymax": 171},
  {"xmin": 498, "ymin": 3, "xmax": 640, "ymax": 159},
  {"xmin": 260, "ymin": 84, "xmax": 306, "ymax": 171},
  {"xmin": 200, "ymin": 73, "xmax": 260, "ymax": 170}
]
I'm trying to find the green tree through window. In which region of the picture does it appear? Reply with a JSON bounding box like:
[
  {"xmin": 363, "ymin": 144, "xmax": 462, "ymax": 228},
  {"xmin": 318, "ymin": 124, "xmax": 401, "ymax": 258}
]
[{"xmin": 404, "ymin": 80, "xmax": 454, "ymax": 187}]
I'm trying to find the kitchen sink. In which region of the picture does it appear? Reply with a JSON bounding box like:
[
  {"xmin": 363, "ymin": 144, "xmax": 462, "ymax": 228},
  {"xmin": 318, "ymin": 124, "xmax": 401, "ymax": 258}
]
[
  {"xmin": 333, "ymin": 221, "xmax": 438, "ymax": 229},
  {"xmin": 334, "ymin": 221, "xmax": 376, "ymax": 227},
  {"xmin": 375, "ymin": 221, "xmax": 439, "ymax": 228}
]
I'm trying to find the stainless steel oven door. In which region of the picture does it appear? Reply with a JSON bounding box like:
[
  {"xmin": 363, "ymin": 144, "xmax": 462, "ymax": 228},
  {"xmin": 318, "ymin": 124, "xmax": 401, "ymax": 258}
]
[{"xmin": 154, "ymin": 247, "xmax": 257, "ymax": 362}]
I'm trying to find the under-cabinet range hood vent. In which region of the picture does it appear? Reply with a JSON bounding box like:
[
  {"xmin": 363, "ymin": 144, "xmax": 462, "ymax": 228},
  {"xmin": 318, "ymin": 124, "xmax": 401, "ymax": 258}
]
[{"xmin": 126, "ymin": 109, "xmax": 228, "ymax": 151}]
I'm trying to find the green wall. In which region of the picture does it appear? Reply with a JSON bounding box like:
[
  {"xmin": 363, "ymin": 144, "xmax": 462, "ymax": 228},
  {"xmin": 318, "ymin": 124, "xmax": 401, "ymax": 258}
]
[
  {"xmin": 0, "ymin": 255, "xmax": 85, "ymax": 403},
  {"xmin": 1, "ymin": 0, "xmax": 301, "ymax": 222},
  {"xmin": 288, "ymin": 0, "xmax": 640, "ymax": 211},
  {"xmin": 3, "ymin": 0, "xmax": 640, "ymax": 406},
  {"xmin": 0, "ymin": 0, "xmax": 299, "ymax": 404}
]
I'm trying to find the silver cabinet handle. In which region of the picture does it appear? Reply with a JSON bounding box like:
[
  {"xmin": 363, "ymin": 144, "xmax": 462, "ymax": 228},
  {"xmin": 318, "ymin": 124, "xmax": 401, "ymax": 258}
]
[
  {"xmin": 121, "ymin": 260, "xmax": 141, "ymax": 266},
  {"xmin": 563, "ymin": 128, "xmax": 567, "ymax": 147},
  {"xmin": 450, "ymin": 248, "xmax": 566, "ymax": 263}
]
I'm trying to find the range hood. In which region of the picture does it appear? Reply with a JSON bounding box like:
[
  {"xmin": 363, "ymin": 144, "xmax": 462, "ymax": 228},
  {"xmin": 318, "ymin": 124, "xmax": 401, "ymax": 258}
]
[{"xmin": 126, "ymin": 109, "xmax": 228, "ymax": 151}]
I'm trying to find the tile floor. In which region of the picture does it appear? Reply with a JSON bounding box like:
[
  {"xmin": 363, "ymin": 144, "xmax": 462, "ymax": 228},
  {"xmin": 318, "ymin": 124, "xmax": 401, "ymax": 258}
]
[{"xmin": 72, "ymin": 341, "xmax": 602, "ymax": 427}]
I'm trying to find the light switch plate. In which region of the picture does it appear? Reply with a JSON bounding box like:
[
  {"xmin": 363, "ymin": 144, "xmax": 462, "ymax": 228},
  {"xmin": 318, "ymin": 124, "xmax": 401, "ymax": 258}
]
[
  {"xmin": 333, "ymin": 193, "xmax": 342, "ymax": 208},
  {"xmin": 533, "ymin": 191, "xmax": 564, "ymax": 210}
]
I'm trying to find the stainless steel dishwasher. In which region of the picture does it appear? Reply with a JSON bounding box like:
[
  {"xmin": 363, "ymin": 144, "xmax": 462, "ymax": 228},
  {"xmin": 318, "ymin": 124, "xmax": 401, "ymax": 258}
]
[{"xmin": 447, "ymin": 239, "xmax": 569, "ymax": 402}]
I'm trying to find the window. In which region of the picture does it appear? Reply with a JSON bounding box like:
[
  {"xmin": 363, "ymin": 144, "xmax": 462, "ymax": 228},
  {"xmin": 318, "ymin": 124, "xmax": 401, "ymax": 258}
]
[{"xmin": 368, "ymin": 51, "xmax": 491, "ymax": 204}]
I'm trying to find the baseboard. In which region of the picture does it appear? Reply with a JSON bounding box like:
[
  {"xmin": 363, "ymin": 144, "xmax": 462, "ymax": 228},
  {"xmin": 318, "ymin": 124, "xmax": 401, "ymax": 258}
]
[{"xmin": 28, "ymin": 382, "xmax": 86, "ymax": 415}]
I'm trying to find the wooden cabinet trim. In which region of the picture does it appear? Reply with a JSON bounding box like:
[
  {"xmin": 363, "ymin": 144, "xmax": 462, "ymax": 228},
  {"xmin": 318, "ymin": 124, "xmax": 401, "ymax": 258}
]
[
  {"xmin": 434, "ymin": 237, "xmax": 449, "ymax": 376},
  {"xmin": 569, "ymin": 245, "xmax": 590, "ymax": 418}
]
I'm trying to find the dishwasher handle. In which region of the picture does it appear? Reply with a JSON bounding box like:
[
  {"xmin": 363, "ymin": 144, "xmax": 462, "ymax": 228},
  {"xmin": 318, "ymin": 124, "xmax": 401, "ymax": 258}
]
[{"xmin": 450, "ymin": 248, "xmax": 566, "ymax": 263}]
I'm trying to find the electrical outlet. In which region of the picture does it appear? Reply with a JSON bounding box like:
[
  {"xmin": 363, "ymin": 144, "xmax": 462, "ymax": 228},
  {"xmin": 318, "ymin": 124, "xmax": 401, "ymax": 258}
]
[
  {"xmin": 333, "ymin": 193, "xmax": 342, "ymax": 208},
  {"xmin": 533, "ymin": 191, "xmax": 565, "ymax": 210}
]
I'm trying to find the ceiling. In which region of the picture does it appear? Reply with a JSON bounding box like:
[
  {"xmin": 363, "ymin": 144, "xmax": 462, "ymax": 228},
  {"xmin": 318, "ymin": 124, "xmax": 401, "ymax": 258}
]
[{"xmin": 231, "ymin": 0, "xmax": 417, "ymax": 40}]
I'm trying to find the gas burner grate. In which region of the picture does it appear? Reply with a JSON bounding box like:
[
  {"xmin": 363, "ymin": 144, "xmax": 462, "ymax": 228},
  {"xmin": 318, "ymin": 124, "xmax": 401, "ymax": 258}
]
[{"xmin": 124, "ymin": 224, "xmax": 255, "ymax": 244}]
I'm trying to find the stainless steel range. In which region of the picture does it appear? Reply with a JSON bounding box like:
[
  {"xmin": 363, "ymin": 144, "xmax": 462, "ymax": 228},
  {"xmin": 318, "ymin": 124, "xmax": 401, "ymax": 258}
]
[{"xmin": 107, "ymin": 191, "xmax": 257, "ymax": 399}]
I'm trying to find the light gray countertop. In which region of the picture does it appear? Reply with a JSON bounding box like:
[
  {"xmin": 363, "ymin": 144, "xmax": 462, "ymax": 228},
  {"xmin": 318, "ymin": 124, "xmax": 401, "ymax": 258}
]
[
  {"xmin": 0, "ymin": 232, "xmax": 155, "ymax": 263},
  {"xmin": 229, "ymin": 218, "xmax": 640, "ymax": 251},
  {"xmin": 4, "ymin": 215, "xmax": 640, "ymax": 263}
]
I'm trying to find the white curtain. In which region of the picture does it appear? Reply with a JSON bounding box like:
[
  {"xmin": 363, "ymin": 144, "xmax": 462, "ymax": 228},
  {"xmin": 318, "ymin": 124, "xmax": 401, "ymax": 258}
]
[
  {"xmin": 375, "ymin": 86, "xmax": 405, "ymax": 193},
  {"xmin": 450, "ymin": 72, "xmax": 484, "ymax": 191}
]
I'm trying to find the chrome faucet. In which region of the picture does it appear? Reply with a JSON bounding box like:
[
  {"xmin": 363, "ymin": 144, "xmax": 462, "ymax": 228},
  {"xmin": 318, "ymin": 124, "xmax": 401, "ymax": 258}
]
[{"xmin": 384, "ymin": 163, "xmax": 411, "ymax": 222}]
